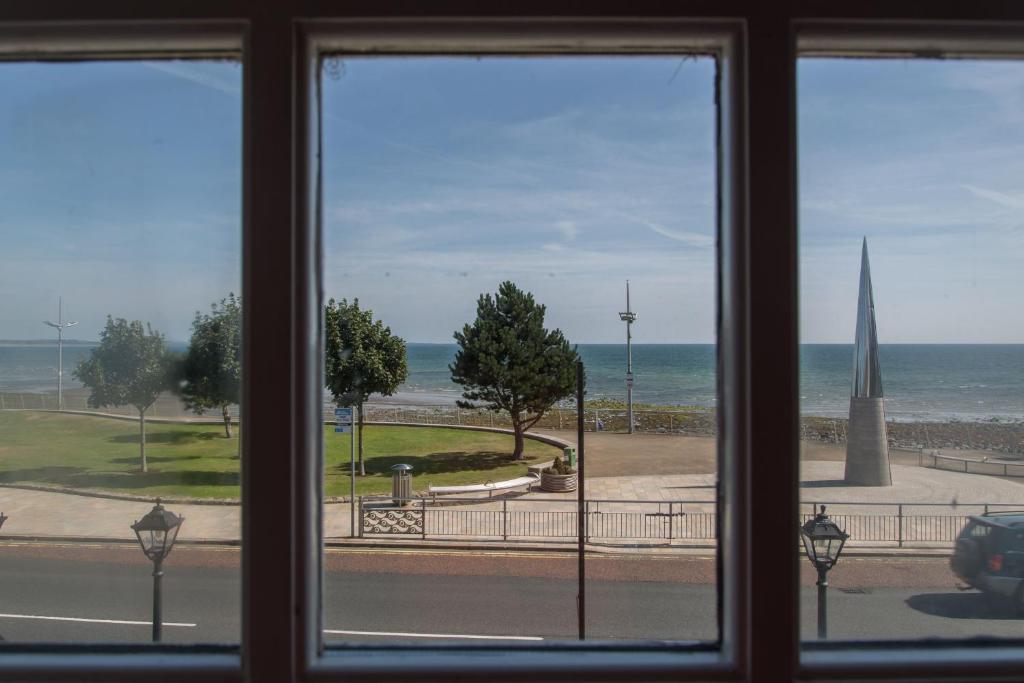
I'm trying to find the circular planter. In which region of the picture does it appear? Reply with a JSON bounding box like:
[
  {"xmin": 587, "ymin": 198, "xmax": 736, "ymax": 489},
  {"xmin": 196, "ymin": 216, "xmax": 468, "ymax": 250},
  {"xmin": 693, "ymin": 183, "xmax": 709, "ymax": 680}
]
[{"xmin": 540, "ymin": 470, "xmax": 578, "ymax": 492}]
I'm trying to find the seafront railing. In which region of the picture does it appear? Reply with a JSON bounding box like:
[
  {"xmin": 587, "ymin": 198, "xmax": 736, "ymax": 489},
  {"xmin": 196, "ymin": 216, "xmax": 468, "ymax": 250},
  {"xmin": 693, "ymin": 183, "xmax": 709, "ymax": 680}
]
[
  {"xmin": 919, "ymin": 450, "xmax": 1024, "ymax": 478},
  {"xmin": 357, "ymin": 496, "xmax": 1020, "ymax": 547}
]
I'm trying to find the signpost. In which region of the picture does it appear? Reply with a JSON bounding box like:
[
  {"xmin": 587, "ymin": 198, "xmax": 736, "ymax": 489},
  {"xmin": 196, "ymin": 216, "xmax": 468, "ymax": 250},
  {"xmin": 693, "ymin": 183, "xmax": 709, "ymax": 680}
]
[{"xmin": 335, "ymin": 407, "xmax": 355, "ymax": 536}]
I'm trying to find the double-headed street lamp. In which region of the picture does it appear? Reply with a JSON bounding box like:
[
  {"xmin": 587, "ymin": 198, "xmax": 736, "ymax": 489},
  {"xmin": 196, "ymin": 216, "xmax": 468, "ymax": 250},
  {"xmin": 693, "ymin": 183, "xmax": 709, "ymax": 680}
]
[
  {"xmin": 800, "ymin": 504, "xmax": 849, "ymax": 640},
  {"xmin": 131, "ymin": 499, "xmax": 184, "ymax": 643},
  {"xmin": 618, "ymin": 281, "xmax": 637, "ymax": 434},
  {"xmin": 43, "ymin": 296, "xmax": 78, "ymax": 411}
]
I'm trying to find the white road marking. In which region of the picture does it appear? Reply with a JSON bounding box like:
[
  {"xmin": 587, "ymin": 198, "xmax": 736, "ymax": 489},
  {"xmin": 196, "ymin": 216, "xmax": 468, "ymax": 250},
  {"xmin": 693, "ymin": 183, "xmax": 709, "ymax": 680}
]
[
  {"xmin": 324, "ymin": 629, "xmax": 542, "ymax": 641},
  {"xmin": 0, "ymin": 613, "xmax": 196, "ymax": 627}
]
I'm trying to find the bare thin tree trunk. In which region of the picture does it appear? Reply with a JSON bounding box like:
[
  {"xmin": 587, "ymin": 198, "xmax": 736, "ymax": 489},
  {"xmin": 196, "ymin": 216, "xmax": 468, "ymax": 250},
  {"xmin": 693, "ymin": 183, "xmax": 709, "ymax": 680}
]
[
  {"xmin": 358, "ymin": 402, "xmax": 366, "ymax": 476},
  {"xmin": 222, "ymin": 404, "xmax": 233, "ymax": 439},
  {"xmin": 512, "ymin": 415, "xmax": 525, "ymax": 460},
  {"xmin": 139, "ymin": 408, "xmax": 148, "ymax": 473}
]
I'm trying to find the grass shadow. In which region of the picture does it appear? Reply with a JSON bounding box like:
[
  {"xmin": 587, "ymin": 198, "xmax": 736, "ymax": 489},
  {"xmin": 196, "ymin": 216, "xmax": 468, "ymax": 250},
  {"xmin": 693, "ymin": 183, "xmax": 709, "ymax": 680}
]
[
  {"xmin": 365, "ymin": 451, "xmax": 538, "ymax": 477},
  {"xmin": 110, "ymin": 454, "xmax": 204, "ymax": 465},
  {"xmin": 68, "ymin": 470, "xmax": 240, "ymax": 489},
  {"xmin": 0, "ymin": 465, "xmax": 237, "ymax": 490},
  {"xmin": 0, "ymin": 466, "xmax": 87, "ymax": 484},
  {"xmin": 108, "ymin": 431, "xmax": 223, "ymax": 445}
]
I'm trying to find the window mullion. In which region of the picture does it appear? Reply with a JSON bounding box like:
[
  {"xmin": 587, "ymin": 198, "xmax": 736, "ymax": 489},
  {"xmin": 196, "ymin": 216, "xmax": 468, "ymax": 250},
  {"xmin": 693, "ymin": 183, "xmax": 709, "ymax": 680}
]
[
  {"xmin": 242, "ymin": 10, "xmax": 300, "ymax": 683},
  {"xmin": 745, "ymin": 14, "xmax": 801, "ymax": 683}
]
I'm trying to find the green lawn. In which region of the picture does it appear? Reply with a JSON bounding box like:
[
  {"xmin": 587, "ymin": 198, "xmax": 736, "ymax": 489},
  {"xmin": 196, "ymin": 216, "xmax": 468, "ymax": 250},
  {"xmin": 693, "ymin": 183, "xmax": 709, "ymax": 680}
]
[{"xmin": 0, "ymin": 411, "xmax": 558, "ymax": 499}]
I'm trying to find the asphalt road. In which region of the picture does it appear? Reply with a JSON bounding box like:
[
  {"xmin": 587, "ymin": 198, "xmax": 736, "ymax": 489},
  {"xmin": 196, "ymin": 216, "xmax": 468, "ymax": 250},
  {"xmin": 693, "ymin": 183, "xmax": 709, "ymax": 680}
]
[{"xmin": 0, "ymin": 543, "xmax": 1020, "ymax": 644}]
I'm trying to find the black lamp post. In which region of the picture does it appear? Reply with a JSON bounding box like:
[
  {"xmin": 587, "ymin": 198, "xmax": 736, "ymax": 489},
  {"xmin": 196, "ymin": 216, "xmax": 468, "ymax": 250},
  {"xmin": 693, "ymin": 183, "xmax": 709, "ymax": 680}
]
[
  {"xmin": 131, "ymin": 499, "xmax": 184, "ymax": 642},
  {"xmin": 0, "ymin": 512, "xmax": 7, "ymax": 530},
  {"xmin": 799, "ymin": 505, "xmax": 848, "ymax": 639}
]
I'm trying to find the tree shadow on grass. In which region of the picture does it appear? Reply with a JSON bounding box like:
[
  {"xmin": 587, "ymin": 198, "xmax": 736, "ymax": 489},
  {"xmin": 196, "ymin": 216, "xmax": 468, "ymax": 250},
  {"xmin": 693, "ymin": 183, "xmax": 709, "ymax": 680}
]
[
  {"xmin": 108, "ymin": 431, "xmax": 223, "ymax": 445},
  {"xmin": 110, "ymin": 454, "xmax": 204, "ymax": 465},
  {"xmin": 0, "ymin": 466, "xmax": 86, "ymax": 484},
  {"xmin": 0, "ymin": 466, "xmax": 237, "ymax": 489},
  {"xmin": 365, "ymin": 452, "xmax": 538, "ymax": 477},
  {"xmin": 68, "ymin": 470, "xmax": 239, "ymax": 489},
  {"xmin": 905, "ymin": 592, "xmax": 1020, "ymax": 620}
]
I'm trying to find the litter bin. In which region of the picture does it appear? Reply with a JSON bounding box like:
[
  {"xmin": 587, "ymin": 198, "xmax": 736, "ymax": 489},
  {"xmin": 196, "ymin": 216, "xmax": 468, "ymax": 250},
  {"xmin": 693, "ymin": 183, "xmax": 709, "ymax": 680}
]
[
  {"xmin": 564, "ymin": 447, "xmax": 576, "ymax": 468},
  {"xmin": 391, "ymin": 463, "xmax": 413, "ymax": 506}
]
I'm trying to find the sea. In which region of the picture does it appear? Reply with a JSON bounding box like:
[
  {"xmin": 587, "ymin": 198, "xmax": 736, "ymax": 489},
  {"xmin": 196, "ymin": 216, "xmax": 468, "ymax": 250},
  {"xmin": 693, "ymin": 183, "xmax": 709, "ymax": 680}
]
[{"xmin": 2, "ymin": 342, "xmax": 1023, "ymax": 422}]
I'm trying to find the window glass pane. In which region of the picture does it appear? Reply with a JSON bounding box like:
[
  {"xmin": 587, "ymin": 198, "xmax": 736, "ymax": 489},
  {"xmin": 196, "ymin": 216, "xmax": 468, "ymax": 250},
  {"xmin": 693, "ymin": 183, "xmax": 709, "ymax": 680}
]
[
  {"xmin": 0, "ymin": 60, "xmax": 241, "ymax": 643},
  {"xmin": 321, "ymin": 56, "xmax": 719, "ymax": 644},
  {"xmin": 799, "ymin": 57, "xmax": 1024, "ymax": 640}
]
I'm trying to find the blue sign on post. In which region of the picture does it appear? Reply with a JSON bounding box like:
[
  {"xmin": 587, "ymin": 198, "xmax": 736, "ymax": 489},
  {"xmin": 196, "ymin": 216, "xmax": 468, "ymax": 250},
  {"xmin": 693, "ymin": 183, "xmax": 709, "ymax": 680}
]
[{"xmin": 334, "ymin": 407, "xmax": 354, "ymax": 433}]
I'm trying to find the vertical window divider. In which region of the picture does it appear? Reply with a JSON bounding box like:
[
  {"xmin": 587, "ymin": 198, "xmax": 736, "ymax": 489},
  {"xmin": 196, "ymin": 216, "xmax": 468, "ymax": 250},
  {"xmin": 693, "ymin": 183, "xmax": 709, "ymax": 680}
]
[
  {"xmin": 745, "ymin": 14, "xmax": 801, "ymax": 683},
  {"xmin": 242, "ymin": 10, "xmax": 301, "ymax": 683}
]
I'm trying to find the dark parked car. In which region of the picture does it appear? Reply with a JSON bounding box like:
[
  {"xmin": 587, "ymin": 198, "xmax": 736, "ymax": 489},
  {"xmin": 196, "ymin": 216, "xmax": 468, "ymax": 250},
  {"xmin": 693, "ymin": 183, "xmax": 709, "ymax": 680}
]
[{"xmin": 951, "ymin": 512, "xmax": 1024, "ymax": 612}]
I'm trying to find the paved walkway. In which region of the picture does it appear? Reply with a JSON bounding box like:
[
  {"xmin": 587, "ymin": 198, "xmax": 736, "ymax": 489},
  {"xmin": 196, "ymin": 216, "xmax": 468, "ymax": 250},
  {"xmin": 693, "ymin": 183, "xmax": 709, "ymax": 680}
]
[{"xmin": 2, "ymin": 462, "xmax": 1022, "ymax": 545}]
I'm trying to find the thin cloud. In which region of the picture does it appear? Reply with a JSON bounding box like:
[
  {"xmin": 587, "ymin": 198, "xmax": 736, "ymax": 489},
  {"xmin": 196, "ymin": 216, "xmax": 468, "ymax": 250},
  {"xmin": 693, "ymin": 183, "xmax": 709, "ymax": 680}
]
[
  {"xmin": 609, "ymin": 210, "xmax": 713, "ymax": 247},
  {"xmin": 963, "ymin": 184, "xmax": 1024, "ymax": 210},
  {"xmin": 143, "ymin": 61, "xmax": 241, "ymax": 98}
]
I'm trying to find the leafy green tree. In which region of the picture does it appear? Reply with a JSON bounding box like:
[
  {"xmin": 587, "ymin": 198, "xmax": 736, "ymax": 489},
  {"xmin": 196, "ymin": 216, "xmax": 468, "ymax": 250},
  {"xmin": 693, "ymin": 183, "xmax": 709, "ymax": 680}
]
[
  {"xmin": 74, "ymin": 317, "xmax": 174, "ymax": 473},
  {"xmin": 325, "ymin": 298, "xmax": 408, "ymax": 475},
  {"xmin": 450, "ymin": 281, "xmax": 579, "ymax": 460},
  {"xmin": 178, "ymin": 294, "xmax": 241, "ymax": 438}
]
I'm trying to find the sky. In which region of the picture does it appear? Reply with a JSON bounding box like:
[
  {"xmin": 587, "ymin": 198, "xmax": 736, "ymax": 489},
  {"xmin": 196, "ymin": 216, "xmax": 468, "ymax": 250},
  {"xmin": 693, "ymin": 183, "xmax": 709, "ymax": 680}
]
[{"xmin": 0, "ymin": 56, "xmax": 1022, "ymax": 344}]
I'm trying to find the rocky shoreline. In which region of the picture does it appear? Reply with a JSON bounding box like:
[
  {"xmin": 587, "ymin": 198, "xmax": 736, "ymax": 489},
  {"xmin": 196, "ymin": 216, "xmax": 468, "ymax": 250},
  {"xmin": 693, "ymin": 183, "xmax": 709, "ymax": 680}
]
[{"xmin": 801, "ymin": 416, "xmax": 1024, "ymax": 456}]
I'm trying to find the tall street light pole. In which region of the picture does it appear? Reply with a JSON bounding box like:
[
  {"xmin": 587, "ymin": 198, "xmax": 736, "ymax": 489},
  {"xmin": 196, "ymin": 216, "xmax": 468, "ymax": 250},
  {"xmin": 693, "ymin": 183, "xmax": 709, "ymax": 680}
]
[
  {"xmin": 618, "ymin": 281, "xmax": 637, "ymax": 434},
  {"xmin": 43, "ymin": 297, "xmax": 78, "ymax": 411}
]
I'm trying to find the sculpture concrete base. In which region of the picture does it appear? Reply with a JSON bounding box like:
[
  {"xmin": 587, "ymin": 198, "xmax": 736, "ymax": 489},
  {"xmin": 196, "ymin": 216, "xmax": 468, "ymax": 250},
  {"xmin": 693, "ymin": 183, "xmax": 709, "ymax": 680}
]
[{"xmin": 844, "ymin": 396, "xmax": 892, "ymax": 486}]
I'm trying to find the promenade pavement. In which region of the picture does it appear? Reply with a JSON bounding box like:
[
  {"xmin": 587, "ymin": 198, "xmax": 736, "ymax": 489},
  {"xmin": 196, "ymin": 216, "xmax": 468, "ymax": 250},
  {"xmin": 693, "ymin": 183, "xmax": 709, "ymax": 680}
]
[{"xmin": 2, "ymin": 461, "xmax": 1021, "ymax": 546}]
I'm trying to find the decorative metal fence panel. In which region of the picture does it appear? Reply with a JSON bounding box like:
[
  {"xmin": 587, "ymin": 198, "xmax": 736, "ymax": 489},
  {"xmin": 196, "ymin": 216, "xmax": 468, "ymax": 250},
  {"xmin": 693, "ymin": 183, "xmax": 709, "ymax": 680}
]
[{"xmin": 362, "ymin": 507, "xmax": 424, "ymax": 535}]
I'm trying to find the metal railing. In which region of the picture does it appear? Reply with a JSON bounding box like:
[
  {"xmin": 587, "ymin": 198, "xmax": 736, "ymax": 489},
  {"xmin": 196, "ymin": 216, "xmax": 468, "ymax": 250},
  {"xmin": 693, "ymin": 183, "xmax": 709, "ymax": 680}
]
[
  {"xmin": 359, "ymin": 497, "xmax": 714, "ymax": 542},
  {"xmin": 359, "ymin": 496, "xmax": 1023, "ymax": 547},
  {"xmin": 918, "ymin": 450, "xmax": 1024, "ymax": 478}
]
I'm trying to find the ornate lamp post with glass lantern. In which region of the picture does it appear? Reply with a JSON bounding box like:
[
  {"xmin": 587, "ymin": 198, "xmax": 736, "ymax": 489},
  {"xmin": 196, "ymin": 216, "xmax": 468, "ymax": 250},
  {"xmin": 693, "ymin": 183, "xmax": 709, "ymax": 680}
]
[
  {"xmin": 799, "ymin": 505, "xmax": 849, "ymax": 639},
  {"xmin": 131, "ymin": 499, "xmax": 184, "ymax": 642}
]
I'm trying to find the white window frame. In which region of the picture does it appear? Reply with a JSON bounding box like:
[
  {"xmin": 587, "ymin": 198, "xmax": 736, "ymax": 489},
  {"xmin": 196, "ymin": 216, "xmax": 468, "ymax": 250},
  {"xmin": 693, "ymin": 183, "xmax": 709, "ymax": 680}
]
[
  {"xmin": 0, "ymin": 5, "xmax": 1022, "ymax": 683},
  {"xmin": 297, "ymin": 17, "xmax": 748, "ymax": 683},
  {"xmin": 796, "ymin": 20, "xmax": 1024, "ymax": 682}
]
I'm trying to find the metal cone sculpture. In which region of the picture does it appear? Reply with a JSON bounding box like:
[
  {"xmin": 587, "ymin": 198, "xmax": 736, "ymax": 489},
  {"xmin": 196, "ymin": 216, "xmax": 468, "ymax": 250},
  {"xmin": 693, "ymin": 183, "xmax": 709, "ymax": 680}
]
[{"xmin": 844, "ymin": 238, "xmax": 893, "ymax": 486}]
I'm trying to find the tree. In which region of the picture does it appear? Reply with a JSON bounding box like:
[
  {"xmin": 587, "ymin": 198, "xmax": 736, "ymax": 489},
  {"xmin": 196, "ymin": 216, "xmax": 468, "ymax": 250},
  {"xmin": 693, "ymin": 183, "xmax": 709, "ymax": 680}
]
[
  {"xmin": 178, "ymin": 294, "xmax": 242, "ymax": 438},
  {"xmin": 450, "ymin": 281, "xmax": 579, "ymax": 460},
  {"xmin": 74, "ymin": 317, "xmax": 174, "ymax": 473},
  {"xmin": 324, "ymin": 298, "xmax": 408, "ymax": 475}
]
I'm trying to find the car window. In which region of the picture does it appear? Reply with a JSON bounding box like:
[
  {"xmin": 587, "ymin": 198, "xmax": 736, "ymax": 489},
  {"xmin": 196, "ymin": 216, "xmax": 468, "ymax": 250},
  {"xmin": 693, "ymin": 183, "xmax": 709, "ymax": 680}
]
[{"xmin": 963, "ymin": 522, "xmax": 991, "ymax": 539}]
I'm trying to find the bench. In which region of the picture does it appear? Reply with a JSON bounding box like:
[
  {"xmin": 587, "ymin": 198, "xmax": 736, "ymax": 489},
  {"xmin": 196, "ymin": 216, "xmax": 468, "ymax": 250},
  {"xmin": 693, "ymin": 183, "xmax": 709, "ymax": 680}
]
[{"xmin": 428, "ymin": 473, "xmax": 540, "ymax": 498}]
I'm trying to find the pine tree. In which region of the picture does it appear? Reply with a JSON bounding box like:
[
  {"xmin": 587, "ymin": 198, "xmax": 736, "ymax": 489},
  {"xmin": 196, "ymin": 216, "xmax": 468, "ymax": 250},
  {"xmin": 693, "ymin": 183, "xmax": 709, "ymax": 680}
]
[{"xmin": 450, "ymin": 281, "xmax": 579, "ymax": 460}]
